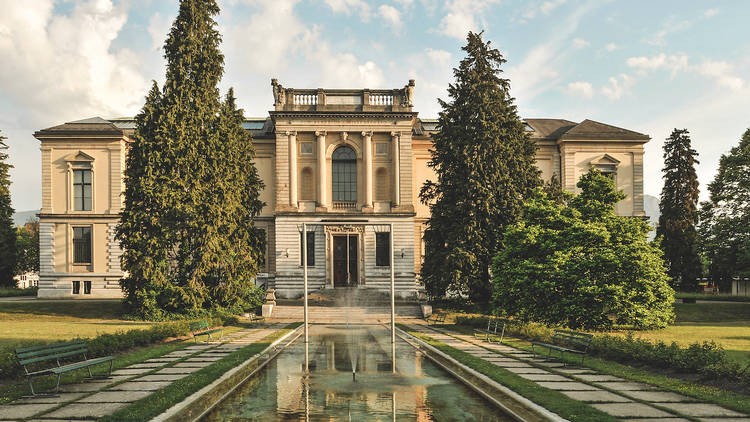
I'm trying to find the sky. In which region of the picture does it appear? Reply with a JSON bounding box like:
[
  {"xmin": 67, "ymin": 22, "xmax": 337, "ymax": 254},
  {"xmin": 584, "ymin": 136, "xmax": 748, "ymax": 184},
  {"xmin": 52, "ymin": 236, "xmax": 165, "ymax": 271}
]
[{"xmin": 1, "ymin": 0, "xmax": 748, "ymax": 212}]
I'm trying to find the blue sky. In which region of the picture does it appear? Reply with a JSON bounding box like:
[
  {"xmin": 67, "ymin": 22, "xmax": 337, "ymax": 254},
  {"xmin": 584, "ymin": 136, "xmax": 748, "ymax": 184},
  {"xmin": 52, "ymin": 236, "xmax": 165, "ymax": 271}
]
[{"xmin": 1, "ymin": 0, "xmax": 748, "ymax": 212}]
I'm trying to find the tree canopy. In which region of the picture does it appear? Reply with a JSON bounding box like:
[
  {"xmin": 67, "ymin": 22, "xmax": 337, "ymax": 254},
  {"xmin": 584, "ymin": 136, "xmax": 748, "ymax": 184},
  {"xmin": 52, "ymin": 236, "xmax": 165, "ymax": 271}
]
[
  {"xmin": 492, "ymin": 169, "xmax": 674, "ymax": 330},
  {"xmin": 699, "ymin": 128, "xmax": 750, "ymax": 291},
  {"xmin": 117, "ymin": 0, "xmax": 265, "ymax": 319},
  {"xmin": 657, "ymin": 128, "xmax": 702, "ymax": 291},
  {"xmin": 0, "ymin": 130, "xmax": 16, "ymax": 287},
  {"xmin": 16, "ymin": 220, "xmax": 39, "ymax": 275},
  {"xmin": 420, "ymin": 31, "xmax": 540, "ymax": 304}
]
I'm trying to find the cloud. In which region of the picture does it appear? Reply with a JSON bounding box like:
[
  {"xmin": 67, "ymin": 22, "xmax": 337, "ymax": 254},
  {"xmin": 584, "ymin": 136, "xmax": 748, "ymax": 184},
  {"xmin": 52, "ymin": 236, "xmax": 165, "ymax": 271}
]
[
  {"xmin": 648, "ymin": 18, "xmax": 691, "ymax": 46},
  {"xmin": 437, "ymin": 0, "xmax": 499, "ymax": 39},
  {"xmin": 605, "ymin": 42, "xmax": 617, "ymax": 52},
  {"xmin": 378, "ymin": 4, "xmax": 402, "ymax": 31},
  {"xmin": 425, "ymin": 48, "xmax": 451, "ymax": 66},
  {"xmin": 704, "ymin": 9, "xmax": 719, "ymax": 18},
  {"xmin": 601, "ymin": 74, "xmax": 634, "ymax": 100},
  {"xmin": 697, "ymin": 60, "xmax": 744, "ymax": 90},
  {"xmin": 147, "ymin": 12, "xmax": 174, "ymax": 51},
  {"xmin": 541, "ymin": 0, "xmax": 566, "ymax": 14},
  {"xmin": 572, "ymin": 38, "xmax": 589, "ymax": 49},
  {"xmin": 565, "ymin": 81, "xmax": 594, "ymax": 99},
  {"xmin": 521, "ymin": 0, "xmax": 567, "ymax": 20},
  {"xmin": 626, "ymin": 53, "xmax": 688, "ymax": 77},
  {"xmin": 323, "ymin": 0, "xmax": 371, "ymax": 21}
]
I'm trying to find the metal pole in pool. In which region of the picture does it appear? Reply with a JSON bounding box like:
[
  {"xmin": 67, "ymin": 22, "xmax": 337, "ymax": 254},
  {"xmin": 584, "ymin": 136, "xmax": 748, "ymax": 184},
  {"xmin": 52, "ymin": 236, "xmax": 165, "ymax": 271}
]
[
  {"xmin": 303, "ymin": 222, "xmax": 309, "ymax": 373},
  {"xmin": 390, "ymin": 222, "xmax": 396, "ymax": 373}
]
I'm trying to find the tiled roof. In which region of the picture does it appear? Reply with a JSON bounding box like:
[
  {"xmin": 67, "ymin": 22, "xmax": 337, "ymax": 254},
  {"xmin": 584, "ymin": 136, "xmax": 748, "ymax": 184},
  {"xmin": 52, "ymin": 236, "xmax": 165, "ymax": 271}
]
[
  {"xmin": 35, "ymin": 116, "xmax": 124, "ymax": 136},
  {"xmin": 559, "ymin": 119, "xmax": 650, "ymax": 141},
  {"xmin": 524, "ymin": 119, "xmax": 578, "ymax": 140}
]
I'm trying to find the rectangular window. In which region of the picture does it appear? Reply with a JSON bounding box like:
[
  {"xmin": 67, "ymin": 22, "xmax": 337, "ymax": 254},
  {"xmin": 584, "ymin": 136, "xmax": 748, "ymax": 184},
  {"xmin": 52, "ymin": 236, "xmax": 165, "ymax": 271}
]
[
  {"xmin": 300, "ymin": 231, "xmax": 315, "ymax": 267},
  {"xmin": 73, "ymin": 169, "xmax": 92, "ymax": 211},
  {"xmin": 72, "ymin": 280, "xmax": 80, "ymax": 295},
  {"xmin": 375, "ymin": 143, "xmax": 387, "ymax": 155},
  {"xmin": 84, "ymin": 281, "xmax": 92, "ymax": 295},
  {"xmin": 300, "ymin": 142, "xmax": 313, "ymax": 155},
  {"xmin": 73, "ymin": 226, "xmax": 92, "ymax": 264},
  {"xmin": 376, "ymin": 232, "xmax": 390, "ymax": 267}
]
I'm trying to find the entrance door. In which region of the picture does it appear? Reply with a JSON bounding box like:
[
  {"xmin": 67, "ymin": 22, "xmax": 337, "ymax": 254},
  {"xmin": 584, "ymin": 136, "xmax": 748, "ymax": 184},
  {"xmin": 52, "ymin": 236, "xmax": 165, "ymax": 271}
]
[{"xmin": 333, "ymin": 235, "xmax": 358, "ymax": 287}]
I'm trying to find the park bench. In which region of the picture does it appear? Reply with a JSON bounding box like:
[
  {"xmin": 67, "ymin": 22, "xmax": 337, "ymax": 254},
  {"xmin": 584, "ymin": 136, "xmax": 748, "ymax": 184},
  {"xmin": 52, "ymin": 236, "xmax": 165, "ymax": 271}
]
[
  {"xmin": 15, "ymin": 340, "xmax": 114, "ymax": 396},
  {"xmin": 189, "ymin": 319, "xmax": 223, "ymax": 343},
  {"xmin": 474, "ymin": 318, "xmax": 505, "ymax": 343},
  {"xmin": 531, "ymin": 329, "xmax": 593, "ymax": 365},
  {"xmin": 425, "ymin": 312, "xmax": 447, "ymax": 325}
]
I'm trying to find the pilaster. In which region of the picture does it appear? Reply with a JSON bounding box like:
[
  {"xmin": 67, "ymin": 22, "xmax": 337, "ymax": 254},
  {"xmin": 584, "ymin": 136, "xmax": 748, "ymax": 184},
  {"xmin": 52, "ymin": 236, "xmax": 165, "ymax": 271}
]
[
  {"xmin": 362, "ymin": 131, "xmax": 373, "ymax": 209},
  {"xmin": 287, "ymin": 131, "xmax": 298, "ymax": 208},
  {"xmin": 391, "ymin": 132, "xmax": 401, "ymax": 207},
  {"xmin": 316, "ymin": 130, "xmax": 328, "ymax": 209}
]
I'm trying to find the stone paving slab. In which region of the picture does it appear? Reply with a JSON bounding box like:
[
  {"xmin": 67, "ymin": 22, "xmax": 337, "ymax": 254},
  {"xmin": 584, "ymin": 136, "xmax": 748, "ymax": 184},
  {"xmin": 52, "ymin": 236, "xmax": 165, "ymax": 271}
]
[
  {"xmin": 500, "ymin": 366, "xmax": 550, "ymax": 374},
  {"xmin": 536, "ymin": 381, "xmax": 600, "ymax": 391},
  {"xmin": 627, "ymin": 419, "xmax": 691, "ymax": 422},
  {"xmin": 596, "ymin": 381, "xmax": 659, "ymax": 391},
  {"xmin": 145, "ymin": 357, "xmax": 181, "ymax": 362},
  {"xmin": 28, "ymin": 419, "xmax": 97, "ymax": 422},
  {"xmin": 126, "ymin": 362, "xmax": 165, "ymax": 369},
  {"xmin": 60, "ymin": 383, "xmax": 108, "ymax": 393},
  {"xmin": 183, "ymin": 356, "xmax": 223, "ymax": 362},
  {"xmin": 155, "ymin": 367, "xmax": 200, "ymax": 375},
  {"xmin": 109, "ymin": 381, "xmax": 172, "ymax": 391},
  {"xmin": 79, "ymin": 390, "xmax": 152, "ymax": 403},
  {"xmin": 13, "ymin": 393, "xmax": 85, "ymax": 404},
  {"xmin": 0, "ymin": 403, "xmax": 59, "ymax": 419},
  {"xmin": 174, "ymin": 361, "xmax": 213, "ymax": 368},
  {"xmin": 138, "ymin": 374, "xmax": 189, "ymax": 382},
  {"xmin": 624, "ymin": 390, "xmax": 695, "ymax": 402},
  {"xmin": 489, "ymin": 361, "xmax": 533, "ymax": 368},
  {"xmin": 112, "ymin": 368, "xmax": 153, "ymax": 376},
  {"xmin": 591, "ymin": 402, "xmax": 674, "ymax": 418},
  {"xmin": 696, "ymin": 418, "xmax": 750, "ymax": 421},
  {"xmin": 560, "ymin": 390, "xmax": 633, "ymax": 403},
  {"xmin": 44, "ymin": 402, "xmax": 129, "ymax": 419},
  {"xmin": 574, "ymin": 374, "xmax": 624, "ymax": 382},
  {"xmin": 554, "ymin": 368, "xmax": 596, "ymax": 375},
  {"xmin": 515, "ymin": 373, "xmax": 570, "ymax": 382},
  {"xmin": 535, "ymin": 361, "xmax": 566, "ymax": 368},
  {"xmin": 655, "ymin": 402, "xmax": 746, "ymax": 417}
]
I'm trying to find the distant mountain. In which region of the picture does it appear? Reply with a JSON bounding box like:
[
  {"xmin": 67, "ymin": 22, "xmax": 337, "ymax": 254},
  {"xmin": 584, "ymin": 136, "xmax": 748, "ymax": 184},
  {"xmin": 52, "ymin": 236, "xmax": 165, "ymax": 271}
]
[
  {"xmin": 13, "ymin": 210, "xmax": 39, "ymax": 227},
  {"xmin": 644, "ymin": 194, "xmax": 659, "ymax": 240}
]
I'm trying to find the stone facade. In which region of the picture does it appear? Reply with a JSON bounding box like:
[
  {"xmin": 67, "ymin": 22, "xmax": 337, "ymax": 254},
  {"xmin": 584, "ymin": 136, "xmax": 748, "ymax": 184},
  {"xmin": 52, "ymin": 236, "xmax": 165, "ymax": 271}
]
[{"xmin": 34, "ymin": 80, "xmax": 649, "ymax": 299}]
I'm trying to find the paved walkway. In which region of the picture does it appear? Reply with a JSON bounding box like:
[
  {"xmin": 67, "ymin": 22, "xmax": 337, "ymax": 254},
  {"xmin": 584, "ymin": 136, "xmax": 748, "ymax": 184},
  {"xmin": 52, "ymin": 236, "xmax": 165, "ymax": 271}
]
[
  {"xmin": 0, "ymin": 324, "xmax": 285, "ymax": 421},
  {"xmin": 406, "ymin": 324, "xmax": 749, "ymax": 422}
]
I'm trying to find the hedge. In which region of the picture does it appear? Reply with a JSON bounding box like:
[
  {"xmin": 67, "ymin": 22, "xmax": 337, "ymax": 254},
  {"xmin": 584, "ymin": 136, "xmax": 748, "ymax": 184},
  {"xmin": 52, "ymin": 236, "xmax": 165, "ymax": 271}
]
[
  {"xmin": 454, "ymin": 315, "xmax": 750, "ymax": 384},
  {"xmin": 0, "ymin": 287, "xmax": 37, "ymax": 297},
  {"xmin": 0, "ymin": 317, "xmax": 223, "ymax": 380}
]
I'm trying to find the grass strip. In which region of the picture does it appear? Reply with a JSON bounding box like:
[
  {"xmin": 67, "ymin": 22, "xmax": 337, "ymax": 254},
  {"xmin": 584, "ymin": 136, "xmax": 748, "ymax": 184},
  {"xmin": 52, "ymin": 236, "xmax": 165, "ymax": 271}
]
[
  {"xmin": 99, "ymin": 323, "xmax": 300, "ymax": 422},
  {"xmin": 476, "ymin": 331, "xmax": 750, "ymax": 415},
  {"xmin": 676, "ymin": 293, "xmax": 750, "ymax": 303},
  {"xmin": 401, "ymin": 326, "xmax": 618, "ymax": 422}
]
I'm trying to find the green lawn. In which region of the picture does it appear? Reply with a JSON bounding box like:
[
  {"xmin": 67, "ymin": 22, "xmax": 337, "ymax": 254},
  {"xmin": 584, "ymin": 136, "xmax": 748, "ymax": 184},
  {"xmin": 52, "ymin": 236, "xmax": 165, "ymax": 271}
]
[
  {"xmin": 608, "ymin": 302, "xmax": 750, "ymax": 364},
  {"xmin": 0, "ymin": 300, "xmax": 154, "ymax": 349}
]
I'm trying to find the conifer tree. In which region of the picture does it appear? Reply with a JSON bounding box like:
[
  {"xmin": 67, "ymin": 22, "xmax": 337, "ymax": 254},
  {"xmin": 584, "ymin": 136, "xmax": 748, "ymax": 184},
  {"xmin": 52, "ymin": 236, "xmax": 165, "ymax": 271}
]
[
  {"xmin": 657, "ymin": 129, "xmax": 702, "ymax": 291},
  {"xmin": 420, "ymin": 32, "xmax": 540, "ymax": 304},
  {"xmin": 0, "ymin": 131, "xmax": 16, "ymax": 287},
  {"xmin": 117, "ymin": 0, "xmax": 265, "ymax": 318},
  {"xmin": 699, "ymin": 128, "xmax": 750, "ymax": 292}
]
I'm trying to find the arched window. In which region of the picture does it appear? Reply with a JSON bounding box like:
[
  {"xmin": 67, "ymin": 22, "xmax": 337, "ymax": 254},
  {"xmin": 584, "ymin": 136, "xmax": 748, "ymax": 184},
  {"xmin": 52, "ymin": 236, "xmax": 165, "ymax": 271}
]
[
  {"xmin": 375, "ymin": 167, "xmax": 389, "ymax": 201},
  {"xmin": 332, "ymin": 146, "xmax": 357, "ymax": 203},
  {"xmin": 300, "ymin": 167, "xmax": 314, "ymax": 200}
]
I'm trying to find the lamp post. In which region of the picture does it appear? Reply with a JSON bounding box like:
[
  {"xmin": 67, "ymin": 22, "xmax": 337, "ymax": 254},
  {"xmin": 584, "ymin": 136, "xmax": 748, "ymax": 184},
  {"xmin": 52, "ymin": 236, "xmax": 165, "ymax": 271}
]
[
  {"xmin": 303, "ymin": 222, "xmax": 309, "ymax": 373},
  {"xmin": 390, "ymin": 222, "xmax": 395, "ymax": 373}
]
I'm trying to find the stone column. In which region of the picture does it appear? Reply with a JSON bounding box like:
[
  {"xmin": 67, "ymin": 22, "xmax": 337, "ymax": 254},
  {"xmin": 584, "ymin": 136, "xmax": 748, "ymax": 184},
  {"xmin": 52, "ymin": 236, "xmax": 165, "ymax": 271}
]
[
  {"xmin": 287, "ymin": 131, "xmax": 297, "ymax": 207},
  {"xmin": 362, "ymin": 131, "xmax": 373, "ymax": 208},
  {"xmin": 391, "ymin": 132, "xmax": 400, "ymax": 207},
  {"xmin": 316, "ymin": 131, "xmax": 327, "ymax": 208}
]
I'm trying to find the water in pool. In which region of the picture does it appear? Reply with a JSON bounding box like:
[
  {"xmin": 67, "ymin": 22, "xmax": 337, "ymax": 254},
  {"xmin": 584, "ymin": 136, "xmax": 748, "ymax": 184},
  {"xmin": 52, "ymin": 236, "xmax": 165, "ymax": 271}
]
[{"xmin": 203, "ymin": 325, "xmax": 510, "ymax": 421}]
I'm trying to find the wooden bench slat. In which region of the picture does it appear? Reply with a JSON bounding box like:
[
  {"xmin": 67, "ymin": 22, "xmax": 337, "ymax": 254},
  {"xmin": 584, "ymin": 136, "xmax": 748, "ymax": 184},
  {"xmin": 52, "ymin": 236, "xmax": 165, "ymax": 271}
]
[
  {"xmin": 19, "ymin": 348, "xmax": 88, "ymax": 366},
  {"xmin": 49, "ymin": 357, "xmax": 115, "ymax": 374},
  {"xmin": 17, "ymin": 344, "xmax": 87, "ymax": 360},
  {"xmin": 15, "ymin": 340, "xmax": 84, "ymax": 354}
]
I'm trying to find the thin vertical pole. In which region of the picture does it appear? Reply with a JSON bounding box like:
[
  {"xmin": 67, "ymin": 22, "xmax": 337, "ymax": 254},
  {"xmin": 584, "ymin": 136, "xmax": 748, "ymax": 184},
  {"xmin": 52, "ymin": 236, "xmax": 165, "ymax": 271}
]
[
  {"xmin": 303, "ymin": 223, "xmax": 309, "ymax": 373},
  {"xmin": 390, "ymin": 222, "xmax": 396, "ymax": 373}
]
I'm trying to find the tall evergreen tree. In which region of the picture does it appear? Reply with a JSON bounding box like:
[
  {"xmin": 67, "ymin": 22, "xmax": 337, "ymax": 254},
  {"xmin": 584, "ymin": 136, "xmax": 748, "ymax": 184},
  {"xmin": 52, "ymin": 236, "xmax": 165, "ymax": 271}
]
[
  {"xmin": 0, "ymin": 130, "xmax": 16, "ymax": 287},
  {"xmin": 117, "ymin": 0, "xmax": 265, "ymax": 319},
  {"xmin": 657, "ymin": 129, "xmax": 702, "ymax": 291},
  {"xmin": 699, "ymin": 128, "xmax": 750, "ymax": 292},
  {"xmin": 420, "ymin": 32, "xmax": 540, "ymax": 304}
]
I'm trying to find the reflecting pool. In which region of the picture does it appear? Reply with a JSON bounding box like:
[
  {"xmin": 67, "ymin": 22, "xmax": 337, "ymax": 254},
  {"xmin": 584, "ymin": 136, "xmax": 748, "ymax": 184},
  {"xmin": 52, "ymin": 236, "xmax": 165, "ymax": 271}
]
[{"xmin": 203, "ymin": 325, "xmax": 510, "ymax": 421}]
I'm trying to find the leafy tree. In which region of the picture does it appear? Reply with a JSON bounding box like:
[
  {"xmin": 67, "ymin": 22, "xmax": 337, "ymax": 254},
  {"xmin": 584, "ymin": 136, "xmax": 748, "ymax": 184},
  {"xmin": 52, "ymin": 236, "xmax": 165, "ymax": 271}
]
[
  {"xmin": 492, "ymin": 169, "xmax": 674, "ymax": 330},
  {"xmin": 699, "ymin": 128, "xmax": 750, "ymax": 292},
  {"xmin": 420, "ymin": 32, "xmax": 540, "ymax": 304},
  {"xmin": 0, "ymin": 131, "xmax": 16, "ymax": 287},
  {"xmin": 117, "ymin": 0, "xmax": 265, "ymax": 319},
  {"xmin": 543, "ymin": 174, "xmax": 568, "ymax": 204},
  {"xmin": 656, "ymin": 129, "xmax": 702, "ymax": 291},
  {"xmin": 16, "ymin": 220, "xmax": 39, "ymax": 274}
]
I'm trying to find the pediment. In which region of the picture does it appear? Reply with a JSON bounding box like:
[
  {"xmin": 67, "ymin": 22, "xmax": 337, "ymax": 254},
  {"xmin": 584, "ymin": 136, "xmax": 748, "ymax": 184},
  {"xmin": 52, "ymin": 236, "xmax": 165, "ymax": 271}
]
[
  {"xmin": 590, "ymin": 154, "xmax": 620, "ymax": 166},
  {"xmin": 64, "ymin": 151, "xmax": 95, "ymax": 162}
]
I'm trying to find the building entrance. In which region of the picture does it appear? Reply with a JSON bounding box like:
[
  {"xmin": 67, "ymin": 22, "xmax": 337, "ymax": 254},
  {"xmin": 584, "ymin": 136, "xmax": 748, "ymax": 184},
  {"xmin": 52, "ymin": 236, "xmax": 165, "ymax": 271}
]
[{"xmin": 333, "ymin": 235, "xmax": 358, "ymax": 287}]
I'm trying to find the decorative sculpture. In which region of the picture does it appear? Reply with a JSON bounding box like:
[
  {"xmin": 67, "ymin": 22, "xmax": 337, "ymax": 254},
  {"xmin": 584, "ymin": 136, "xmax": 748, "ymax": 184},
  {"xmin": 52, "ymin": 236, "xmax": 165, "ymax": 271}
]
[
  {"xmin": 402, "ymin": 79, "xmax": 415, "ymax": 107},
  {"xmin": 271, "ymin": 78, "xmax": 286, "ymax": 106}
]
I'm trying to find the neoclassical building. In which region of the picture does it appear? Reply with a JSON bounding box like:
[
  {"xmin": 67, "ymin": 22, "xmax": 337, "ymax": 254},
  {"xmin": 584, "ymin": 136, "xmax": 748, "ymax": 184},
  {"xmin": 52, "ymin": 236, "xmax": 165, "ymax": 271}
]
[{"xmin": 33, "ymin": 80, "xmax": 649, "ymax": 298}]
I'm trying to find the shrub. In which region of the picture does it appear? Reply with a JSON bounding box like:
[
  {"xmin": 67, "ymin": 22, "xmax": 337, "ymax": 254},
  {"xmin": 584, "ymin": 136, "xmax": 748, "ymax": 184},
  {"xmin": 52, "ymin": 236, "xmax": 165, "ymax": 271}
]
[{"xmin": 0, "ymin": 287, "xmax": 37, "ymax": 297}]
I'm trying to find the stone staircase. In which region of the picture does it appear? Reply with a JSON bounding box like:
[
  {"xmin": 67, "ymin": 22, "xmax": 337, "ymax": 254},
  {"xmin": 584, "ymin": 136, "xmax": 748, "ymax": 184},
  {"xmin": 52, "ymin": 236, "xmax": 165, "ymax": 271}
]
[{"xmin": 269, "ymin": 304, "xmax": 423, "ymax": 322}]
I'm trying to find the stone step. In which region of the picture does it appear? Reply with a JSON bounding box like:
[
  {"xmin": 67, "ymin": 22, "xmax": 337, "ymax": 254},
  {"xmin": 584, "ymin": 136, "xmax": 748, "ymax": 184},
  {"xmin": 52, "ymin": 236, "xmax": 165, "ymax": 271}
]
[{"xmin": 269, "ymin": 305, "xmax": 422, "ymax": 321}]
